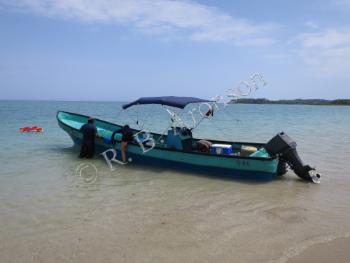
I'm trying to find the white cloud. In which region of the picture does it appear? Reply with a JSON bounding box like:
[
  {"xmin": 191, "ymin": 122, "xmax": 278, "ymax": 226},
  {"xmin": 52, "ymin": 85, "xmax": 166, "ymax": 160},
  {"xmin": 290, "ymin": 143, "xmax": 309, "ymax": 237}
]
[
  {"xmin": 295, "ymin": 28, "xmax": 350, "ymax": 76},
  {"xmin": 0, "ymin": 0, "xmax": 275, "ymax": 45},
  {"xmin": 334, "ymin": 0, "xmax": 350, "ymax": 9},
  {"xmin": 305, "ymin": 20, "xmax": 319, "ymax": 30},
  {"xmin": 297, "ymin": 29, "xmax": 350, "ymax": 49}
]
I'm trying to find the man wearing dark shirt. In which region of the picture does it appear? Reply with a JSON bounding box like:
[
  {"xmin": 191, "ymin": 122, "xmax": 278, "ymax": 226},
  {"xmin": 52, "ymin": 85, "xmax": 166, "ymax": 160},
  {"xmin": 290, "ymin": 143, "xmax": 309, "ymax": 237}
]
[
  {"xmin": 120, "ymin": 125, "xmax": 133, "ymax": 163},
  {"xmin": 79, "ymin": 117, "xmax": 98, "ymax": 158},
  {"xmin": 109, "ymin": 125, "xmax": 134, "ymax": 163}
]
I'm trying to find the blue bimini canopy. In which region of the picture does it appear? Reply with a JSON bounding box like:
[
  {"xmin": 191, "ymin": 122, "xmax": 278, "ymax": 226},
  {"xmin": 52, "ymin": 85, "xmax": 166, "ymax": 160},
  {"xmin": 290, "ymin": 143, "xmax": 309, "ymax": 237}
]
[{"xmin": 122, "ymin": 96, "xmax": 212, "ymax": 110}]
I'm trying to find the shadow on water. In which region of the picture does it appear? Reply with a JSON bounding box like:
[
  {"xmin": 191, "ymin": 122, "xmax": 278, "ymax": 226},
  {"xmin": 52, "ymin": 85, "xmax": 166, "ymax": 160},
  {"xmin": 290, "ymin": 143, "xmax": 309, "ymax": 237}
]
[
  {"xmin": 131, "ymin": 163, "xmax": 277, "ymax": 185},
  {"xmin": 45, "ymin": 145, "xmax": 77, "ymax": 154}
]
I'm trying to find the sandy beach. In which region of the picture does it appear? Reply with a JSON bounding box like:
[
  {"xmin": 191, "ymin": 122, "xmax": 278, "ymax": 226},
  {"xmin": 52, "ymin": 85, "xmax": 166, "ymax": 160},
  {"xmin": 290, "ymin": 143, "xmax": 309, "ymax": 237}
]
[
  {"xmin": 2, "ymin": 202, "xmax": 350, "ymax": 263},
  {"xmin": 287, "ymin": 237, "xmax": 350, "ymax": 263}
]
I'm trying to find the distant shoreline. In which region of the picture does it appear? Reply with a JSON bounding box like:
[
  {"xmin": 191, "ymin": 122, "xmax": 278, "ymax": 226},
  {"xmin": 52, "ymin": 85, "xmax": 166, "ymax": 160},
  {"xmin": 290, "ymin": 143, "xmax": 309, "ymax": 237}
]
[{"xmin": 233, "ymin": 98, "xmax": 350, "ymax": 106}]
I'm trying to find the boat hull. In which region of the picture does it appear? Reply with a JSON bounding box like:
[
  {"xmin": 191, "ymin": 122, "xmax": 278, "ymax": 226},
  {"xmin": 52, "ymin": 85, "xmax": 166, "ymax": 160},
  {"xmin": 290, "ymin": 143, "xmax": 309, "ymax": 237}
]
[{"xmin": 57, "ymin": 111, "xmax": 279, "ymax": 181}]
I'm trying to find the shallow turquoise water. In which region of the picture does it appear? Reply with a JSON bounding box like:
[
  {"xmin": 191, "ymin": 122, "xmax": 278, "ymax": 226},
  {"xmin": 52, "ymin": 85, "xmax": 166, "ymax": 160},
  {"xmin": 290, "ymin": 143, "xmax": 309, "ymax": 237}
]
[{"xmin": 1, "ymin": 100, "xmax": 350, "ymax": 263}]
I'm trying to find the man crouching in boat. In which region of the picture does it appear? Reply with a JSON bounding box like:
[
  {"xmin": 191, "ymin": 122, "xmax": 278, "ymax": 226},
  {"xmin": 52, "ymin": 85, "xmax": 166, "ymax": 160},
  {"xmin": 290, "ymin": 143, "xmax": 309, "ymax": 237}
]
[{"xmin": 79, "ymin": 117, "xmax": 100, "ymax": 158}]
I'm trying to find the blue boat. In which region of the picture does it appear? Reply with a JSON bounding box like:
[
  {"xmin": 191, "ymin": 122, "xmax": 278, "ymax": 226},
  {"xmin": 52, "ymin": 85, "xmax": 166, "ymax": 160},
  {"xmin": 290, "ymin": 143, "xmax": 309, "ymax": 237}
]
[{"xmin": 57, "ymin": 96, "xmax": 321, "ymax": 183}]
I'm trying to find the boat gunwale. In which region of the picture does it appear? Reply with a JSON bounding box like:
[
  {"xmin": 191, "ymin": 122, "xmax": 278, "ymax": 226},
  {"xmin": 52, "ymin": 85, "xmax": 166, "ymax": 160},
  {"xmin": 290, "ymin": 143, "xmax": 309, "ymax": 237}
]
[{"xmin": 56, "ymin": 110, "xmax": 278, "ymax": 162}]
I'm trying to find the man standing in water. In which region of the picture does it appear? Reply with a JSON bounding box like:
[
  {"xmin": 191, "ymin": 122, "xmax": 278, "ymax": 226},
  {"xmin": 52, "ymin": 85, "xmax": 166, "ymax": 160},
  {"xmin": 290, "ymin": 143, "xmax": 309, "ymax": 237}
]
[
  {"xmin": 79, "ymin": 117, "xmax": 99, "ymax": 158},
  {"xmin": 110, "ymin": 124, "xmax": 133, "ymax": 163},
  {"xmin": 120, "ymin": 125, "xmax": 133, "ymax": 163}
]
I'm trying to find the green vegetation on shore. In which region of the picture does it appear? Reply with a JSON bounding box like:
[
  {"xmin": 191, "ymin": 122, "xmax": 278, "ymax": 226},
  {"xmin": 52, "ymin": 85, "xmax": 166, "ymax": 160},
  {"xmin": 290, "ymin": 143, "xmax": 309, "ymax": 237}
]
[{"xmin": 234, "ymin": 98, "xmax": 350, "ymax": 106}]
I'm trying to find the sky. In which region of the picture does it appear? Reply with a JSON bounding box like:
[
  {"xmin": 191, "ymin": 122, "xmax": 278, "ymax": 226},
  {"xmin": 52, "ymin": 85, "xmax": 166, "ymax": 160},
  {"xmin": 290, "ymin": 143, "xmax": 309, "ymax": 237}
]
[{"xmin": 0, "ymin": 0, "xmax": 350, "ymax": 101}]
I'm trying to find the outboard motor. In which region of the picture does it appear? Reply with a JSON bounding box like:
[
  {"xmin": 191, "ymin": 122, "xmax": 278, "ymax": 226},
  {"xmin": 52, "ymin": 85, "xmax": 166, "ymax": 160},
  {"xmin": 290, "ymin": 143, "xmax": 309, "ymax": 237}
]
[{"xmin": 265, "ymin": 132, "xmax": 321, "ymax": 183}]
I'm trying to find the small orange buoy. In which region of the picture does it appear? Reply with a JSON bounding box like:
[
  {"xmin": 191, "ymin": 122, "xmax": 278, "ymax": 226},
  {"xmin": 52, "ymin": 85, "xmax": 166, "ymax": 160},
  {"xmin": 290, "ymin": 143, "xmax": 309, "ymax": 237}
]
[{"xmin": 19, "ymin": 126, "xmax": 44, "ymax": 133}]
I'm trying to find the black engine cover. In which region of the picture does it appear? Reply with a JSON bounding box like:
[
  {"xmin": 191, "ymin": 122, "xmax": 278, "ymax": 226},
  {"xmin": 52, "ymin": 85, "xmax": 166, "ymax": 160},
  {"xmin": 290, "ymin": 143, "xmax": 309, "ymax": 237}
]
[{"xmin": 265, "ymin": 132, "xmax": 297, "ymax": 155}]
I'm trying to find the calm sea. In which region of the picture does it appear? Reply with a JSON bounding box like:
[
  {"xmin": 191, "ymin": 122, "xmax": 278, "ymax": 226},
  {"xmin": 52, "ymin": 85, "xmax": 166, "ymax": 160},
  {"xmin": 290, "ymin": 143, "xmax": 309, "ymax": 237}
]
[{"xmin": 0, "ymin": 100, "xmax": 350, "ymax": 263}]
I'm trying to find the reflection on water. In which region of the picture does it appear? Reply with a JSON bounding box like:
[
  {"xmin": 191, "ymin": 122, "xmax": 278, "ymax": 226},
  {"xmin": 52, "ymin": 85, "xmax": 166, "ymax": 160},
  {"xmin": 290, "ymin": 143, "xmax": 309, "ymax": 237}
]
[{"xmin": 0, "ymin": 101, "xmax": 350, "ymax": 262}]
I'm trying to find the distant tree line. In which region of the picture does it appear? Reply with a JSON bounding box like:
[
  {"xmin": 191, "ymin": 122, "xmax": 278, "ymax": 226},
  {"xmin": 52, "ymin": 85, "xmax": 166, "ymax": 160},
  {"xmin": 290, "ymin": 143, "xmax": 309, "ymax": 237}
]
[{"xmin": 233, "ymin": 98, "xmax": 350, "ymax": 106}]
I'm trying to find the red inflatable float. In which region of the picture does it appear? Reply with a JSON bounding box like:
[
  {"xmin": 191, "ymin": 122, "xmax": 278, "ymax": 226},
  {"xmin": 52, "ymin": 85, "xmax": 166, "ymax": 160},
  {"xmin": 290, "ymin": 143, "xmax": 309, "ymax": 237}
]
[{"xmin": 19, "ymin": 126, "xmax": 44, "ymax": 132}]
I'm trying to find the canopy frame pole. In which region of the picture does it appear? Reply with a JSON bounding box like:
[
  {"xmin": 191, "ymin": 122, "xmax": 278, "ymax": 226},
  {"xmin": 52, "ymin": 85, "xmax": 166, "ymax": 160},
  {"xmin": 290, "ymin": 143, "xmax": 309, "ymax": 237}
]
[{"xmin": 165, "ymin": 106, "xmax": 190, "ymax": 130}]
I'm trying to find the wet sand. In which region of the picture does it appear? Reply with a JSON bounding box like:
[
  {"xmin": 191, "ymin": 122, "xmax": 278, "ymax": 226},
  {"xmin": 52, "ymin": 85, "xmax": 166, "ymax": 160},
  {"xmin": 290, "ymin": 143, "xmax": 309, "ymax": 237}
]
[{"xmin": 288, "ymin": 237, "xmax": 350, "ymax": 263}]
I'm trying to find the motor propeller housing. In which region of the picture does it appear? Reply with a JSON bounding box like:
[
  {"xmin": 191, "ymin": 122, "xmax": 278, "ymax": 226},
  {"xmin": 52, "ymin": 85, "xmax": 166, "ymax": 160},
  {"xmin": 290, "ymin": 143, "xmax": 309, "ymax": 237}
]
[{"xmin": 265, "ymin": 132, "xmax": 321, "ymax": 183}]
